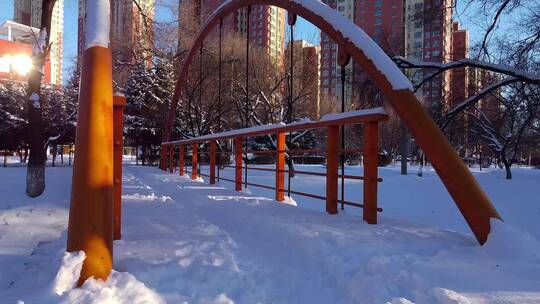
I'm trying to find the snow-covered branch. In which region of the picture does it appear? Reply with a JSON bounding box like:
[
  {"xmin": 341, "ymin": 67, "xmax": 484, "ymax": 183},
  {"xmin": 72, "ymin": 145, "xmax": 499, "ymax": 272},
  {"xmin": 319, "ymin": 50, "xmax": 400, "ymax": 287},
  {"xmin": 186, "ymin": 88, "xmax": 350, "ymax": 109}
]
[{"xmin": 394, "ymin": 56, "xmax": 540, "ymax": 88}]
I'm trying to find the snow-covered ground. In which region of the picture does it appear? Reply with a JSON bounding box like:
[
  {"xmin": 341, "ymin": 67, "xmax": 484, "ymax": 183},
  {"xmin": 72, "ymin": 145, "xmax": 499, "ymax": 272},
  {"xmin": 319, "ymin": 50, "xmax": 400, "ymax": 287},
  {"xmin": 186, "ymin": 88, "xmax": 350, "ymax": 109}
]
[{"xmin": 0, "ymin": 164, "xmax": 539, "ymax": 303}]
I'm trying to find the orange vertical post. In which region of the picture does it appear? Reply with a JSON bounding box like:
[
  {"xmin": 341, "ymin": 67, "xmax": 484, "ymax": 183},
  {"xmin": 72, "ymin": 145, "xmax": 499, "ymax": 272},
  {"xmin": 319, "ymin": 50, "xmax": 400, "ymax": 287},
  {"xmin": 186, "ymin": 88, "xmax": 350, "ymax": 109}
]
[
  {"xmin": 275, "ymin": 132, "xmax": 285, "ymax": 201},
  {"xmin": 160, "ymin": 145, "xmax": 166, "ymax": 170},
  {"xmin": 210, "ymin": 141, "xmax": 216, "ymax": 184},
  {"xmin": 363, "ymin": 122, "xmax": 379, "ymax": 224},
  {"xmin": 112, "ymin": 94, "xmax": 126, "ymax": 241},
  {"xmin": 66, "ymin": 0, "xmax": 114, "ymax": 286},
  {"xmin": 326, "ymin": 126, "xmax": 339, "ymax": 214},
  {"xmin": 178, "ymin": 144, "xmax": 184, "ymax": 176},
  {"xmin": 192, "ymin": 143, "xmax": 198, "ymax": 179},
  {"xmin": 169, "ymin": 145, "xmax": 174, "ymax": 173},
  {"xmin": 235, "ymin": 137, "xmax": 243, "ymax": 191}
]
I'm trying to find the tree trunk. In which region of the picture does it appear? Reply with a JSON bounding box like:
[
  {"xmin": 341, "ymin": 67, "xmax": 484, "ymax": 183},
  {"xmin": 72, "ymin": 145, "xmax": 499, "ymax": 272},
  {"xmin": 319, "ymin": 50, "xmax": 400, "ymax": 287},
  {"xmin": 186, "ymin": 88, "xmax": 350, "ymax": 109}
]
[
  {"xmin": 60, "ymin": 146, "xmax": 64, "ymax": 164},
  {"xmin": 503, "ymin": 159, "xmax": 512, "ymax": 179},
  {"xmin": 400, "ymin": 122, "xmax": 408, "ymax": 175},
  {"xmin": 26, "ymin": 54, "xmax": 47, "ymax": 197},
  {"xmin": 17, "ymin": 149, "xmax": 23, "ymax": 163},
  {"xmin": 52, "ymin": 145, "xmax": 57, "ymax": 167},
  {"xmin": 286, "ymin": 155, "xmax": 295, "ymax": 178},
  {"xmin": 25, "ymin": 0, "xmax": 57, "ymax": 197},
  {"xmin": 3, "ymin": 153, "xmax": 6, "ymax": 167},
  {"xmin": 23, "ymin": 147, "xmax": 29, "ymax": 163}
]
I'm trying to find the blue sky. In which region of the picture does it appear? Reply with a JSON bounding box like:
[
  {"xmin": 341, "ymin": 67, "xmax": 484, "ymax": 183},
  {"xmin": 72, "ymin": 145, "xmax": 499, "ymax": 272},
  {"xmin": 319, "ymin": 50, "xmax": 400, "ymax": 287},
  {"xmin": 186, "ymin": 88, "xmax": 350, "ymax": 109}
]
[{"xmin": 0, "ymin": 0, "xmax": 486, "ymax": 85}]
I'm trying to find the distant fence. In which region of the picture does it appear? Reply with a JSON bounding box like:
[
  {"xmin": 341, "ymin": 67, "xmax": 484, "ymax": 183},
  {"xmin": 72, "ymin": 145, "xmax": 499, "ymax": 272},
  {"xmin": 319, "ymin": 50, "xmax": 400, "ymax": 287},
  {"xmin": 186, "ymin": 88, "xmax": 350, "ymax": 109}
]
[{"xmin": 162, "ymin": 108, "xmax": 388, "ymax": 223}]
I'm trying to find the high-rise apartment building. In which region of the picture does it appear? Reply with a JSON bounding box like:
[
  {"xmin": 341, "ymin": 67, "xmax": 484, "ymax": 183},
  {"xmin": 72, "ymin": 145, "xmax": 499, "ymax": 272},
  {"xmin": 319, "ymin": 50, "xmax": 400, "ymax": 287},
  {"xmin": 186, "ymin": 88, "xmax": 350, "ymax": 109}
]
[
  {"xmin": 320, "ymin": 0, "xmax": 404, "ymax": 104},
  {"xmin": 319, "ymin": 0, "xmax": 355, "ymax": 99},
  {"xmin": 14, "ymin": 0, "xmax": 64, "ymax": 85},
  {"xmin": 78, "ymin": 0, "xmax": 155, "ymax": 90},
  {"xmin": 405, "ymin": 0, "xmax": 458, "ymax": 115},
  {"xmin": 181, "ymin": 1, "xmax": 285, "ymax": 60}
]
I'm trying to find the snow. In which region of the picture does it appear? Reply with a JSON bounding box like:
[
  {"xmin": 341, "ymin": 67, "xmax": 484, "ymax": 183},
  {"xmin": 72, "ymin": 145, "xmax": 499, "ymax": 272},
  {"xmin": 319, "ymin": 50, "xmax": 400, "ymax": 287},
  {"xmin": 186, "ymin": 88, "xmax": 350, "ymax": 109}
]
[
  {"xmin": 84, "ymin": 0, "xmax": 110, "ymax": 50},
  {"xmin": 1, "ymin": 165, "xmax": 539, "ymax": 303},
  {"xmin": 208, "ymin": 0, "xmax": 412, "ymax": 91},
  {"xmin": 320, "ymin": 107, "xmax": 387, "ymax": 121},
  {"xmin": 32, "ymin": 28, "xmax": 47, "ymax": 55},
  {"xmin": 164, "ymin": 108, "xmax": 387, "ymax": 146},
  {"xmin": 53, "ymin": 251, "xmax": 86, "ymax": 296}
]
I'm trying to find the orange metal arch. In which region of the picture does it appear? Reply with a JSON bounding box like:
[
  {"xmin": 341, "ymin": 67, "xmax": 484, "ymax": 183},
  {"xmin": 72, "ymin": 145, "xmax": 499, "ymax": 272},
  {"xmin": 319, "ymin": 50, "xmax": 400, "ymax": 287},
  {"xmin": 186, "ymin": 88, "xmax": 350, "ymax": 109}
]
[{"xmin": 164, "ymin": 0, "xmax": 501, "ymax": 244}]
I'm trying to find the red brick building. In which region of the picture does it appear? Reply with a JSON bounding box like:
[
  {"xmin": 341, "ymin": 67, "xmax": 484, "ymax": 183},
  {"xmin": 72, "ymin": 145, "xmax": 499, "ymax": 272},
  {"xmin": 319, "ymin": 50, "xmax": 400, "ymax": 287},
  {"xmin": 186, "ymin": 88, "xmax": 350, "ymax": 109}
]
[{"xmin": 182, "ymin": 0, "xmax": 285, "ymax": 60}]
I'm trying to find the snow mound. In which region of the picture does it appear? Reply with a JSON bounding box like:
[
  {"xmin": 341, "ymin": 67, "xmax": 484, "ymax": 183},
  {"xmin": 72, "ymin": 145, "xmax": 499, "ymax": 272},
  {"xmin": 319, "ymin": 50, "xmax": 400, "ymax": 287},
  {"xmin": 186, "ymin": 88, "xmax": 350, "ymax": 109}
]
[
  {"xmin": 387, "ymin": 298, "xmax": 415, "ymax": 304},
  {"xmin": 63, "ymin": 270, "xmax": 164, "ymax": 304},
  {"xmin": 52, "ymin": 251, "xmax": 86, "ymax": 295},
  {"xmin": 51, "ymin": 250, "xmax": 163, "ymax": 304},
  {"xmin": 432, "ymin": 288, "xmax": 471, "ymax": 304},
  {"xmin": 483, "ymin": 219, "xmax": 540, "ymax": 260},
  {"xmin": 122, "ymin": 193, "xmax": 174, "ymax": 203}
]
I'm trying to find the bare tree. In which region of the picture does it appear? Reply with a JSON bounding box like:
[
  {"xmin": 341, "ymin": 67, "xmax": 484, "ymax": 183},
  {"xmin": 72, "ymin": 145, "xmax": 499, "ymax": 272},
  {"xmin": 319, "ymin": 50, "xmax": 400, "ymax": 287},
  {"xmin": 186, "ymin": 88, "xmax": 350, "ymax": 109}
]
[{"xmin": 25, "ymin": 0, "xmax": 57, "ymax": 197}]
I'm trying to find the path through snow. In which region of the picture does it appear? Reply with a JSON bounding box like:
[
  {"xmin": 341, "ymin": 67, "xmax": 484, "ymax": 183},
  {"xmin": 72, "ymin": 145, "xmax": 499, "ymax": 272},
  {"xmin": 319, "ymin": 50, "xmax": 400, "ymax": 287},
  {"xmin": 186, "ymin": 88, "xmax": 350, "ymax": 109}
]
[{"xmin": 0, "ymin": 165, "xmax": 539, "ymax": 303}]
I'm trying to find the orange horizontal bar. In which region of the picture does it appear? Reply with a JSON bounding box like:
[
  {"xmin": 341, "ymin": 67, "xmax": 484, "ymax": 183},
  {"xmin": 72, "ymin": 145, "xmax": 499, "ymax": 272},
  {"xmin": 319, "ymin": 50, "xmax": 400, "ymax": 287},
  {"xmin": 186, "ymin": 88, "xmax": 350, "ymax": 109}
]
[{"xmin": 163, "ymin": 109, "xmax": 388, "ymax": 146}]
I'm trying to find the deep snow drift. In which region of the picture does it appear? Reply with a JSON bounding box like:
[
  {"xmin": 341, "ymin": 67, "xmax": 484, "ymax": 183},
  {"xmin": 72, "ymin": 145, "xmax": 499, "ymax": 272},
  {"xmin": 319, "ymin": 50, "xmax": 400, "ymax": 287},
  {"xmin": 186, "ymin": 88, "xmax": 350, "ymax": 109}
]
[{"xmin": 0, "ymin": 164, "xmax": 539, "ymax": 303}]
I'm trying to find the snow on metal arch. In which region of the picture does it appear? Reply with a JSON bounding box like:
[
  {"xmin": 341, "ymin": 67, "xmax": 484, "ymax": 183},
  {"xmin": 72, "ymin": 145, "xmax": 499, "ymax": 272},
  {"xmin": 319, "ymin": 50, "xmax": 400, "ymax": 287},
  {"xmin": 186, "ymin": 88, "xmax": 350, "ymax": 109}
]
[{"xmin": 165, "ymin": 0, "xmax": 502, "ymax": 245}]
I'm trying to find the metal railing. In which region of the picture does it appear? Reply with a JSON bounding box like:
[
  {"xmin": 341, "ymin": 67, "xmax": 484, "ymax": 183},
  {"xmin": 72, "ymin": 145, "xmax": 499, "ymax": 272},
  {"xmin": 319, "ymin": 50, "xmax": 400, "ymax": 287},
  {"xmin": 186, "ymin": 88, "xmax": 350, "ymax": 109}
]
[{"xmin": 161, "ymin": 108, "xmax": 388, "ymax": 224}]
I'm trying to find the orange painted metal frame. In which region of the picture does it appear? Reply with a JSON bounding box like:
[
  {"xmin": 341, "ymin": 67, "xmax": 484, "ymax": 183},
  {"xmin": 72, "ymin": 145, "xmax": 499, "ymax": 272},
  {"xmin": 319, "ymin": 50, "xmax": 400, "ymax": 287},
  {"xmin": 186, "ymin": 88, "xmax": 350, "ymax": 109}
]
[
  {"xmin": 192, "ymin": 143, "xmax": 198, "ymax": 180},
  {"xmin": 162, "ymin": 0, "xmax": 501, "ymax": 244},
  {"xmin": 66, "ymin": 46, "xmax": 114, "ymax": 285},
  {"xmin": 326, "ymin": 126, "xmax": 339, "ymax": 214},
  {"xmin": 234, "ymin": 137, "xmax": 243, "ymax": 191},
  {"xmin": 113, "ymin": 94, "xmax": 126, "ymax": 241},
  {"xmin": 178, "ymin": 144, "xmax": 185, "ymax": 176},
  {"xmin": 210, "ymin": 141, "xmax": 217, "ymax": 184},
  {"xmin": 164, "ymin": 111, "xmax": 387, "ymax": 223}
]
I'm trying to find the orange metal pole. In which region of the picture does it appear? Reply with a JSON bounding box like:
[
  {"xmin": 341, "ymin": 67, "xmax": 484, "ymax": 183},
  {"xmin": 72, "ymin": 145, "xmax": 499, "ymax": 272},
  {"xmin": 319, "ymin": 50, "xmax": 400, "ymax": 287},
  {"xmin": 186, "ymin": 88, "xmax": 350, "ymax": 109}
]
[
  {"xmin": 363, "ymin": 122, "xmax": 378, "ymax": 224},
  {"xmin": 235, "ymin": 137, "xmax": 243, "ymax": 191},
  {"xmin": 179, "ymin": 144, "xmax": 184, "ymax": 176},
  {"xmin": 192, "ymin": 143, "xmax": 198, "ymax": 179},
  {"xmin": 210, "ymin": 141, "xmax": 216, "ymax": 184},
  {"xmin": 113, "ymin": 94, "xmax": 126, "ymax": 241},
  {"xmin": 169, "ymin": 145, "xmax": 174, "ymax": 173},
  {"xmin": 160, "ymin": 145, "xmax": 166, "ymax": 170},
  {"xmin": 326, "ymin": 126, "xmax": 339, "ymax": 214},
  {"xmin": 66, "ymin": 0, "xmax": 114, "ymax": 286},
  {"xmin": 390, "ymin": 90, "xmax": 501, "ymax": 244},
  {"xmin": 275, "ymin": 132, "xmax": 285, "ymax": 201}
]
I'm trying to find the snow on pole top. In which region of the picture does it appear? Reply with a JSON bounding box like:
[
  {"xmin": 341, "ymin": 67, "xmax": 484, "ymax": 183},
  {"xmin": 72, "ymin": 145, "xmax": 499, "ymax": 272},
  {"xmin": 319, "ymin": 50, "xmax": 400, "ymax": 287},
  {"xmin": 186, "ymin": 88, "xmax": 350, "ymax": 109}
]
[
  {"xmin": 209, "ymin": 0, "xmax": 413, "ymax": 91},
  {"xmin": 84, "ymin": 0, "xmax": 110, "ymax": 50}
]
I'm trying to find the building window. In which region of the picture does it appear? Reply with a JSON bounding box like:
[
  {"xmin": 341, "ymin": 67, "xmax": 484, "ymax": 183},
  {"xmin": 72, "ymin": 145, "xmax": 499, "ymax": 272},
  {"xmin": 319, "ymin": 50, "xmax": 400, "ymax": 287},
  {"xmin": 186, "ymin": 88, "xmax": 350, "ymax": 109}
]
[
  {"xmin": 432, "ymin": 40, "xmax": 440, "ymax": 47},
  {"xmin": 414, "ymin": 31, "xmax": 422, "ymax": 38},
  {"xmin": 432, "ymin": 30, "xmax": 440, "ymax": 36},
  {"xmin": 374, "ymin": 9, "xmax": 382, "ymax": 16},
  {"xmin": 338, "ymin": 6, "xmax": 345, "ymax": 11},
  {"xmin": 432, "ymin": 50, "xmax": 440, "ymax": 57},
  {"xmin": 375, "ymin": 18, "xmax": 383, "ymax": 25}
]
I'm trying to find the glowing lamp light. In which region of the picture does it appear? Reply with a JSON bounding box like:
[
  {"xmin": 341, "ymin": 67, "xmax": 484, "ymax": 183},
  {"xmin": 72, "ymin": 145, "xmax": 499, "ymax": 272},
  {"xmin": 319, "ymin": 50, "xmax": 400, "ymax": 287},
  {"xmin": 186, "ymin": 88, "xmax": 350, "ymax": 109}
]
[
  {"xmin": 11, "ymin": 54, "xmax": 33, "ymax": 76},
  {"xmin": 0, "ymin": 54, "xmax": 33, "ymax": 76}
]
